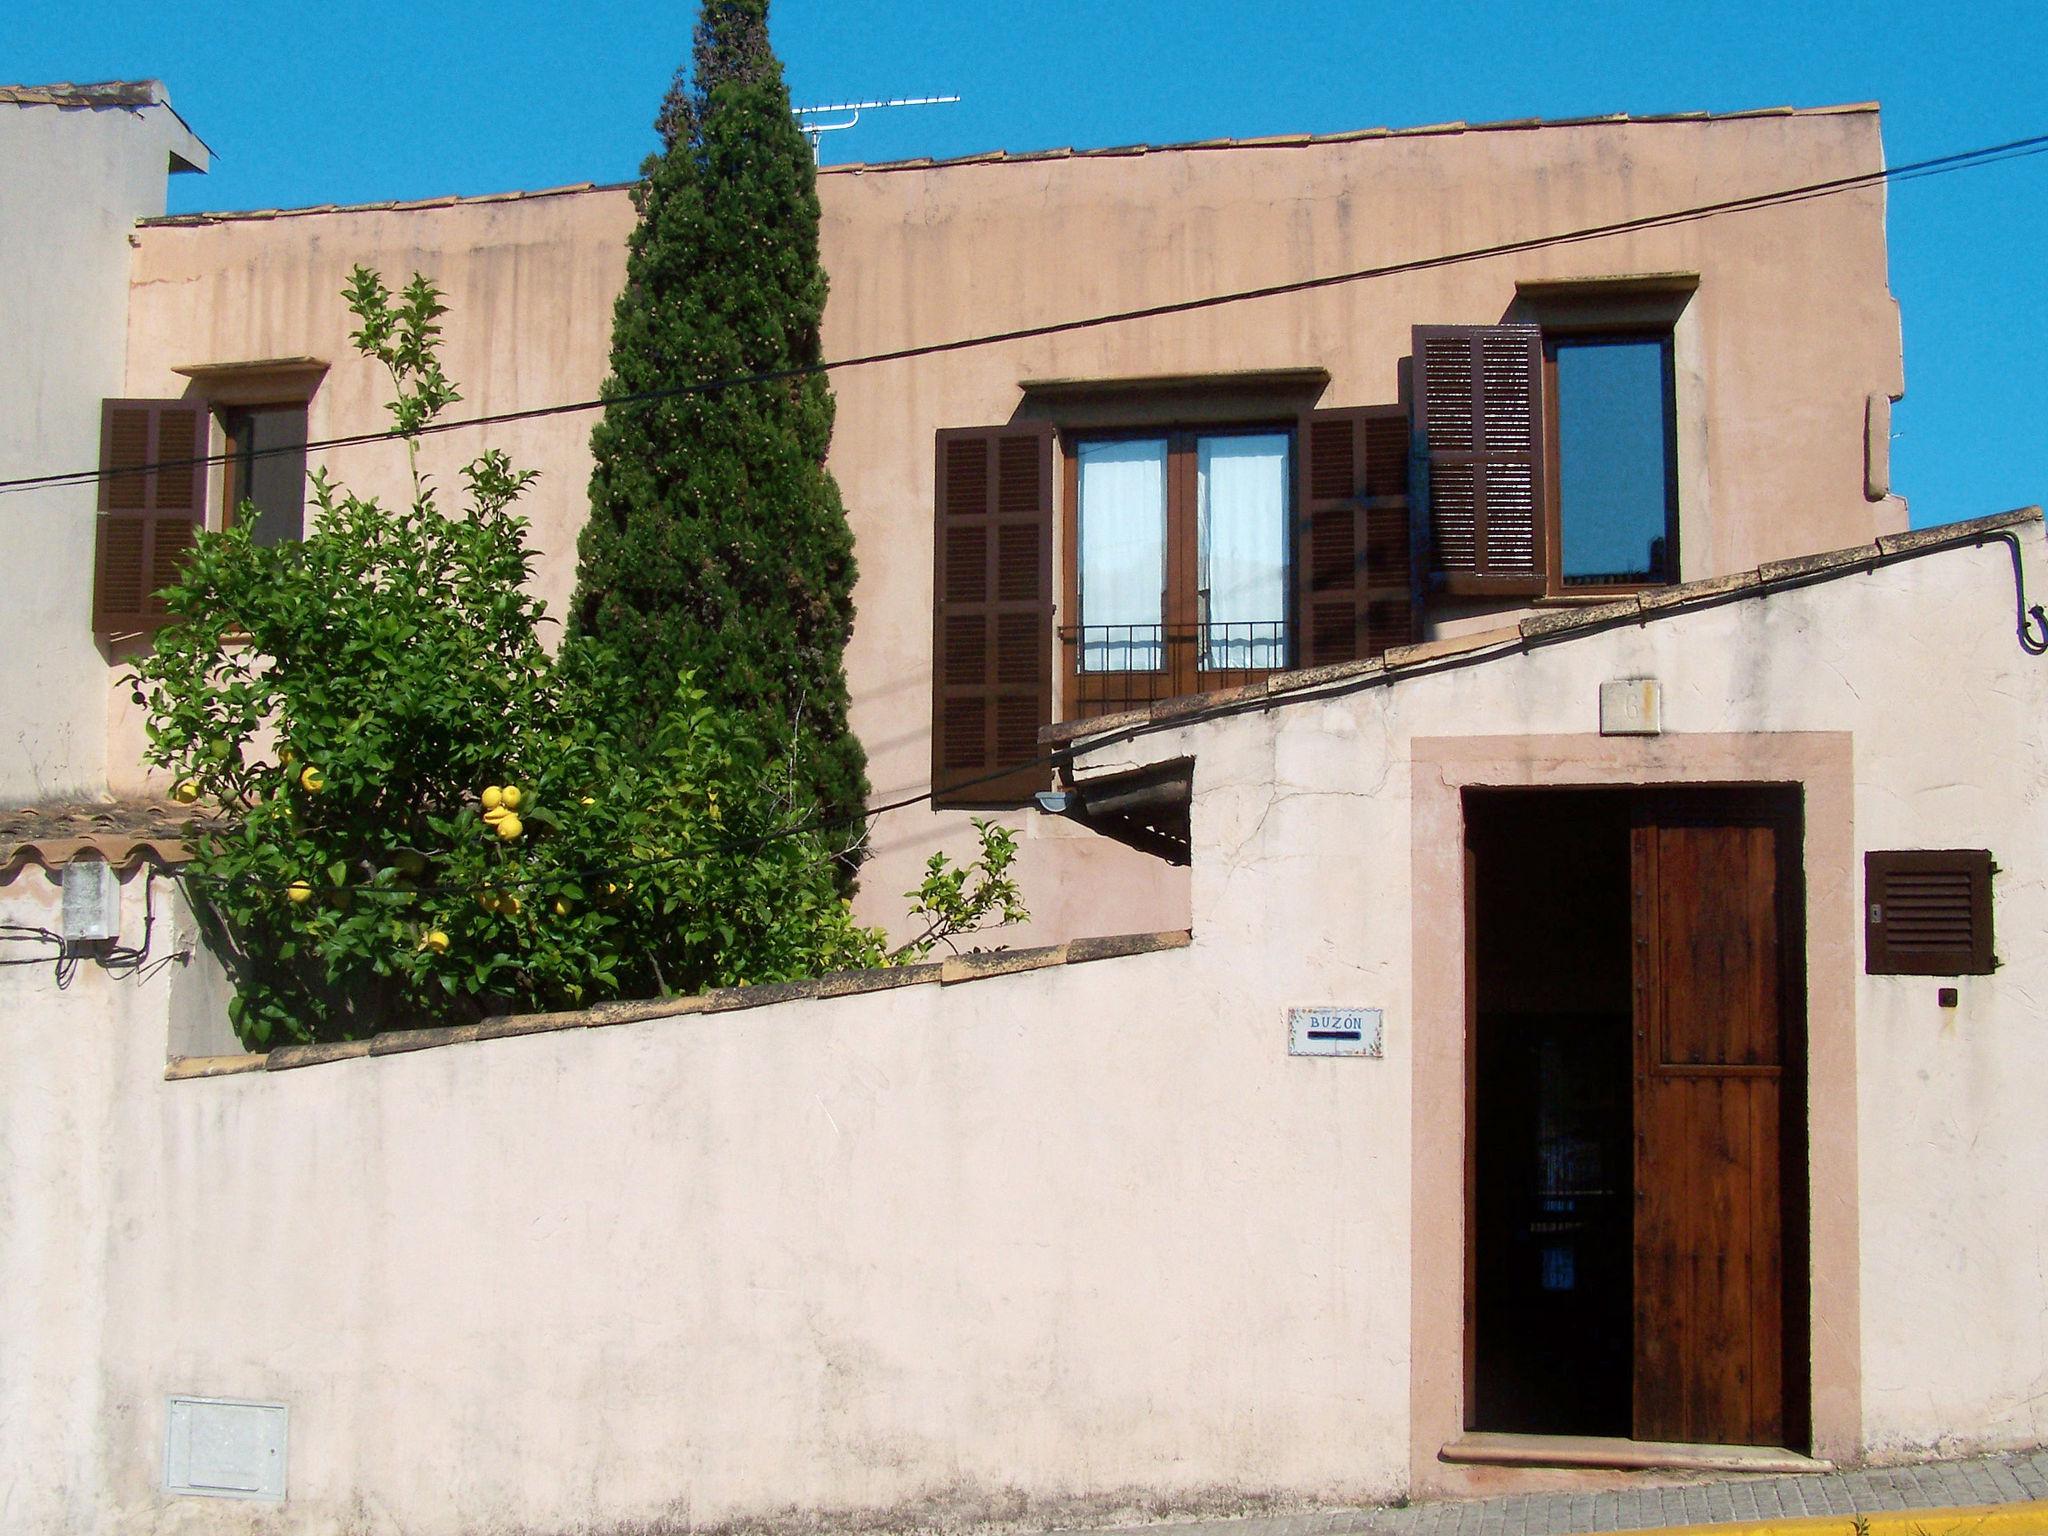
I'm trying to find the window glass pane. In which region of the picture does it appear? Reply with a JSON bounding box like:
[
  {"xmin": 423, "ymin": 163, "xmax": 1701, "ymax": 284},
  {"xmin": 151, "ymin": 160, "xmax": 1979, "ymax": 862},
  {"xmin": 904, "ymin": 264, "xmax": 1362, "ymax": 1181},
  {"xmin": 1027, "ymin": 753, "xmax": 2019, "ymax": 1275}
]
[
  {"xmin": 1197, "ymin": 433, "xmax": 1289, "ymax": 670},
  {"xmin": 1077, "ymin": 438, "xmax": 1167, "ymax": 672},
  {"xmin": 1554, "ymin": 338, "xmax": 1672, "ymax": 586},
  {"xmin": 226, "ymin": 405, "xmax": 308, "ymax": 547}
]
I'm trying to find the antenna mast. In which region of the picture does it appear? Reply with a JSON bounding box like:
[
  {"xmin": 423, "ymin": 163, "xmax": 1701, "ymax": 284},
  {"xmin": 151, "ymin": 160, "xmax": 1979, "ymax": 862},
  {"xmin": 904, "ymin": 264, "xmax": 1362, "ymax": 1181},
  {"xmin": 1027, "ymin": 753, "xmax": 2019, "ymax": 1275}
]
[{"xmin": 792, "ymin": 94, "xmax": 961, "ymax": 161}]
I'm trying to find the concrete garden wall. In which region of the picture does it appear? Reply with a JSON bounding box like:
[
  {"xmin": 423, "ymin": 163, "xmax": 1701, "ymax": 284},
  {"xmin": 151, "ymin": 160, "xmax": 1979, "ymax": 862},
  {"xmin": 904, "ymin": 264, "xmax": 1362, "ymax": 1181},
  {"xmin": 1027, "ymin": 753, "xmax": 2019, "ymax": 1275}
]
[{"xmin": 3, "ymin": 518, "xmax": 2042, "ymax": 1534}]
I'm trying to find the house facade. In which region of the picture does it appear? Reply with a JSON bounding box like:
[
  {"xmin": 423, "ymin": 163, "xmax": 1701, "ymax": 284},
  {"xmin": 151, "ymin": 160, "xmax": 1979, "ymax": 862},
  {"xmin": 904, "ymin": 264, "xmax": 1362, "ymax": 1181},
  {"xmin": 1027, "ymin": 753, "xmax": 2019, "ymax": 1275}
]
[
  {"xmin": 75, "ymin": 100, "xmax": 1903, "ymax": 942},
  {"xmin": 11, "ymin": 88, "xmax": 2046, "ymax": 1536}
]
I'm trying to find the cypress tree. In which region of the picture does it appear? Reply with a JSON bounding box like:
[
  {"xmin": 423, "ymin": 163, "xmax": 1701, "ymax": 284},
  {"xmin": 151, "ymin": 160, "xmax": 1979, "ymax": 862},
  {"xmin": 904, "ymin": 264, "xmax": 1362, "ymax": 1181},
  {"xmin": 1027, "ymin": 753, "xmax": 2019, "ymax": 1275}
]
[{"xmin": 569, "ymin": 0, "xmax": 869, "ymax": 872}]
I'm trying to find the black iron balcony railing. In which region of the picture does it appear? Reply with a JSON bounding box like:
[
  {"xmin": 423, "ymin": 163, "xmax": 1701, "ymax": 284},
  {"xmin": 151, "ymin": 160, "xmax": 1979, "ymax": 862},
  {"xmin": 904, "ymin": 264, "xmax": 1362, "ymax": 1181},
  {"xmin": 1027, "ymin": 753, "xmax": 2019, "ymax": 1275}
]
[{"xmin": 1058, "ymin": 621, "xmax": 1289, "ymax": 716}]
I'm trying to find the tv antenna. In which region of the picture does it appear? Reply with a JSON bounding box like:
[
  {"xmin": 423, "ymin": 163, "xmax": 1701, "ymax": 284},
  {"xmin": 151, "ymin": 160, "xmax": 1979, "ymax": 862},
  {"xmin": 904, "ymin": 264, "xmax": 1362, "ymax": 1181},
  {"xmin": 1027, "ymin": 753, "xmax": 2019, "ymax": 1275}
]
[{"xmin": 792, "ymin": 95, "xmax": 961, "ymax": 161}]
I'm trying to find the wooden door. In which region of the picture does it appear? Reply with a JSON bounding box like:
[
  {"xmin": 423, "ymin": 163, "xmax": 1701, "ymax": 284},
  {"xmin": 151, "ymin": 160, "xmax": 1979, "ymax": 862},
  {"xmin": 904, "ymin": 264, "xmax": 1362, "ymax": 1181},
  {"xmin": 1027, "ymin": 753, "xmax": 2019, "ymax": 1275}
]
[{"xmin": 1630, "ymin": 794, "xmax": 1805, "ymax": 1447}]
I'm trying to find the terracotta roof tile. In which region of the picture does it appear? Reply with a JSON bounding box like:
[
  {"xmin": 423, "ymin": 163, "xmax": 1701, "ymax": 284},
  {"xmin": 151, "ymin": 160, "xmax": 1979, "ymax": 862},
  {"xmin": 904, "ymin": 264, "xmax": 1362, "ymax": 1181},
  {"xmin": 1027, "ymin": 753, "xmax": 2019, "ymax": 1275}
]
[
  {"xmin": 135, "ymin": 101, "xmax": 1882, "ymax": 227},
  {"xmin": 0, "ymin": 800, "xmax": 225, "ymax": 874},
  {"xmin": 163, "ymin": 930, "xmax": 1195, "ymax": 1079},
  {"xmin": 142, "ymin": 180, "xmax": 631, "ymax": 228},
  {"xmin": 1044, "ymin": 505, "xmax": 2041, "ymax": 749},
  {"xmin": 0, "ymin": 80, "xmax": 163, "ymax": 109}
]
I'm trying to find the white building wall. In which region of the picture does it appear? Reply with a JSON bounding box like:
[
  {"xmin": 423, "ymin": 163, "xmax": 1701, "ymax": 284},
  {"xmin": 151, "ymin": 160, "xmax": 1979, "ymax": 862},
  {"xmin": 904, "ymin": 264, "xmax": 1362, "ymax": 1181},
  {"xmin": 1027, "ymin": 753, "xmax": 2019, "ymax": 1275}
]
[
  {"xmin": 1, "ymin": 528, "xmax": 2043, "ymax": 1534},
  {"xmin": 1110, "ymin": 529, "xmax": 2048, "ymax": 1467},
  {"xmin": 0, "ymin": 91, "xmax": 206, "ymax": 803}
]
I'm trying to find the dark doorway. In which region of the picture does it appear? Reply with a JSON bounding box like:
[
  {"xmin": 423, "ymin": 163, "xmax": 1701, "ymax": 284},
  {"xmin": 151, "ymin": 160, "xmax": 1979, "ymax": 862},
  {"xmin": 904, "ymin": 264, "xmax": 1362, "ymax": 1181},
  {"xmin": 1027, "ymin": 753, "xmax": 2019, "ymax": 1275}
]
[
  {"xmin": 1468, "ymin": 791, "xmax": 1636, "ymax": 1435},
  {"xmin": 1465, "ymin": 787, "xmax": 1809, "ymax": 1449}
]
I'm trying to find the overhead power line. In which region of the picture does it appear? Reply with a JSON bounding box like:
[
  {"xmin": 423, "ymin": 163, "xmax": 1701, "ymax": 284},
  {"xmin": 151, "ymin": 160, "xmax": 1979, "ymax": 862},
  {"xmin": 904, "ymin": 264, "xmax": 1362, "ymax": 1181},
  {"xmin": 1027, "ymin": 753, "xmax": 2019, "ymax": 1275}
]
[
  {"xmin": 40, "ymin": 125, "xmax": 2048, "ymax": 899},
  {"xmin": 3, "ymin": 126, "xmax": 2046, "ymax": 501}
]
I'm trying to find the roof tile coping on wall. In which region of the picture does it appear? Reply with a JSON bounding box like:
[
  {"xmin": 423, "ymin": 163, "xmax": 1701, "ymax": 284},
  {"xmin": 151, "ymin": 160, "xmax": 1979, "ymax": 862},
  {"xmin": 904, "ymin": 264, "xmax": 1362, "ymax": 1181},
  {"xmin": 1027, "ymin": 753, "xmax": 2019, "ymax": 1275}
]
[
  {"xmin": 141, "ymin": 181, "xmax": 632, "ymax": 227},
  {"xmin": 1, "ymin": 79, "xmax": 212, "ymax": 162},
  {"xmin": 1042, "ymin": 506, "xmax": 2044, "ymax": 748},
  {"xmin": 134, "ymin": 101, "xmax": 1881, "ymax": 227},
  {"xmin": 0, "ymin": 801, "xmax": 222, "ymax": 877},
  {"xmin": 163, "ymin": 930, "xmax": 1193, "ymax": 1081},
  {"xmin": 0, "ymin": 80, "xmax": 165, "ymax": 108}
]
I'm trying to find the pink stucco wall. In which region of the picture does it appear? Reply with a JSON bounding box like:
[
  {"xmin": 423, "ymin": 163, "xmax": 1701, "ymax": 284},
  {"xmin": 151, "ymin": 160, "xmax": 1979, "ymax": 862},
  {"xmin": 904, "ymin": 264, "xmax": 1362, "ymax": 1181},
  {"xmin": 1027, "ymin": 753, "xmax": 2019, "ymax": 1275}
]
[{"xmin": 116, "ymin": 105, "xmax": 1906, "ymax": 941}]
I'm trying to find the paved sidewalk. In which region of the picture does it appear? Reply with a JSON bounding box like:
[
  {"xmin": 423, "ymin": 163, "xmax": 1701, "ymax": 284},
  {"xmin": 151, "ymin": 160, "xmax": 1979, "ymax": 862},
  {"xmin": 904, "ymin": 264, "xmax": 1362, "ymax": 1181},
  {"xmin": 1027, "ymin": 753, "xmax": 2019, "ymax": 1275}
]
[{"xmin": 1058, "ymin": 1448, "xmax": 2048, "ymax": 1536}]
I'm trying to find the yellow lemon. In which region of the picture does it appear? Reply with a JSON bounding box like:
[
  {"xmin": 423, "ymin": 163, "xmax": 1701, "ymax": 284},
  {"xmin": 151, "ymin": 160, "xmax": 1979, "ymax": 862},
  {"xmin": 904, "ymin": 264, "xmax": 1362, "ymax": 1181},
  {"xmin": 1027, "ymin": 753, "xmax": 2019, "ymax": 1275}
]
[
  {"xmin": 551, "ymin": 898, "xmax": 571, "ymax": 917},
  {"xmin": 279, "ymin": 745, "xmax": 295, "ymax": 766},
  {"xmin": 419, "ymin": 929, "xmax": 451, "ymax": 954},
  {"xmin": 496, "ymin": 813, "xmax": 524, "ymax": 842},
  {"xmin": 299, "ymin": 765, "xmax": 326, "ymax": 794},
  {"xmin": 500, "ymin": 892, "xmax": 522, "ymax": 916},
  {"xmin": 578, "ymin": 796, "xmax": 595, "ymax": 807},
  {"xmin": 482, "ymin": 804, "xmax": 507, "ymax": 824},
  {"xmin": 172, "ymin": 779, "xmax": 200, "ymax": 805},
  {"xmin": 478, "ymin": 891, "xmax": 500, "ymax": 912},
  {"xmin": 286, "ymin": 880, "xmax": 313, "ymax": 905},
  {"xmin": 500, "ymin": 785, "xmax": 523, "ymax": 810},
  {"xmin": 481, "ymin": 785, "xmax": 505, "ymax": 811}
]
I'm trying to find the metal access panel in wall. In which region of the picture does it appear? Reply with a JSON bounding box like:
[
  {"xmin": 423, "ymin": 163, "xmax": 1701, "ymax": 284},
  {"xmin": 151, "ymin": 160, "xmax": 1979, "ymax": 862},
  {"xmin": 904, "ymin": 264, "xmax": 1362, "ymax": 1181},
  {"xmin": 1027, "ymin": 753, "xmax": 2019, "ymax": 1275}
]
[{"xmin": 164, "ymin": 1396, "xmax": 287, "ymax": 1501}]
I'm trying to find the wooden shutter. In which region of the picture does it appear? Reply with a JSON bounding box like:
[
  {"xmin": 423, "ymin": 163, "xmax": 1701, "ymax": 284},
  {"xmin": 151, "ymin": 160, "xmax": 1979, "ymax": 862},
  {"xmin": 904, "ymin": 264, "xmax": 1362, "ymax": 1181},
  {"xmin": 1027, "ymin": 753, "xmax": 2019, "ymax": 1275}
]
[
  {"xmin": 931, "ymin": 424, "xmax": 1053, "ymax": 805},
  {"xmin": 1411, "ymin": 324, "xmax": 1545, "ymax": 595},
  {"xmin": 1865, "ymin": 850, "xmax": 1995, "ymax": 975},
  {"xmin": 1294, "ymin": 405, "xmax": 1418, "ymax": 666},
  {"xmin": 93, "ymin": 399, "xmax": 209, "ymax": 638}
]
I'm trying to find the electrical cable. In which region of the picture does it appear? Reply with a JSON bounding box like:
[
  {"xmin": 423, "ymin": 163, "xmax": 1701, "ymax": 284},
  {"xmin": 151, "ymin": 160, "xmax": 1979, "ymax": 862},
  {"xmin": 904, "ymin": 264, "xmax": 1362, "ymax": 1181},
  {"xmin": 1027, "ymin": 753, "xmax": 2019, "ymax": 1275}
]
[
  {"xmin": 159, "ymin": 512, "xmax": 2048, "ymax": 902},
  {"xmin": 26, "ymin": 127, "xmax": 2048, "ymax": 901},
  {"xmin": 1, "ymin": 126, "xmax": 2044, "ymax": 501},
  {"xmin": 0, "ymin": 869, "xmax": 190, "ymax": 978}
]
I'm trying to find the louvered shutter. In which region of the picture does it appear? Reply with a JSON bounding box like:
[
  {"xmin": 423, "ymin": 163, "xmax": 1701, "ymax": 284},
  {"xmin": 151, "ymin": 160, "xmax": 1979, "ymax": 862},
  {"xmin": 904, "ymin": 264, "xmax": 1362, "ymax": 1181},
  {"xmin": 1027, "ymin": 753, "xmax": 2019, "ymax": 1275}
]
[
  {"xmin": 931, "ymin": 424, "xmax": 1053, "ymax": 805},
  {"xmin": 1412, "ymin": 324, "xmax": 1545, "ymax": 593},
  {"xmin": 1865, "ymin": 850, "xmax": 1995, "ymax": 975},
  {"xmin": 1295, "ymin": 405, "xmax": 1420, "ymax": 666},
  {"xmin": 93, "ymin": 399, "xmax": 209, "ymax": 638}
]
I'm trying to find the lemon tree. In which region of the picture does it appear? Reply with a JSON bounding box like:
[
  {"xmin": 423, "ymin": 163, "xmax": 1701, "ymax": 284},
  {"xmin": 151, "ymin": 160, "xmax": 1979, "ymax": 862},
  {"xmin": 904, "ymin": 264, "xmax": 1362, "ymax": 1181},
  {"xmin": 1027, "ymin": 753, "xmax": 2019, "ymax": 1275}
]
[{"xmin": 135, "ymin": 268, "xmax": 1020, "ymax": 1047}]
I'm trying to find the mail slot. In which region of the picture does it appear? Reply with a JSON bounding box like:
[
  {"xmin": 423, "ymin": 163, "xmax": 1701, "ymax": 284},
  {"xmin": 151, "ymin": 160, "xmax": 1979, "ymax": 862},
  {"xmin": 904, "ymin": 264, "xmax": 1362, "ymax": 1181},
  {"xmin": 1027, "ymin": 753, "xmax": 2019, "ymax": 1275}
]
[{"xmin": 1288, "ymin": 1006, "xmax": 1383, "ymax": 1058}]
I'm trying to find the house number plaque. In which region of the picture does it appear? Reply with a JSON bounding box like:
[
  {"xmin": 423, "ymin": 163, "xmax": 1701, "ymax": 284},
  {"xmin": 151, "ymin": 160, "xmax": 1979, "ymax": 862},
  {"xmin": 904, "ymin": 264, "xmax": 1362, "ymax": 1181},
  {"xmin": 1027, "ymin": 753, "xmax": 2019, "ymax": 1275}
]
[{"xmin": 1287, "ymin": 1006, "xmax": 1383, "ymax": 1058}]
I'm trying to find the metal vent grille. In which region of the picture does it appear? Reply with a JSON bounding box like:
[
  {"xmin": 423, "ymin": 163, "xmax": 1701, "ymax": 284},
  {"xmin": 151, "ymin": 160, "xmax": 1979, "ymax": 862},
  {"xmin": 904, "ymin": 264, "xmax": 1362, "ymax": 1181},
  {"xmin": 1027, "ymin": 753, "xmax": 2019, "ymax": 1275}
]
[{"xmin": 1865, "ymin": 849, "xmax": 1995, "ymax": 975}]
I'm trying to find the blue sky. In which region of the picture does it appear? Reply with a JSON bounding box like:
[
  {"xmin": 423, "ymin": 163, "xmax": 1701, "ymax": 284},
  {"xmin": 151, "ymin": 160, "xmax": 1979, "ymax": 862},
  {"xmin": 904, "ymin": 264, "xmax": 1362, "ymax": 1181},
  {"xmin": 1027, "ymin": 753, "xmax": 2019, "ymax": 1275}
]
[{"xmin": 8, "ymin": 0, "xmax": 2045, "ymax": 527}]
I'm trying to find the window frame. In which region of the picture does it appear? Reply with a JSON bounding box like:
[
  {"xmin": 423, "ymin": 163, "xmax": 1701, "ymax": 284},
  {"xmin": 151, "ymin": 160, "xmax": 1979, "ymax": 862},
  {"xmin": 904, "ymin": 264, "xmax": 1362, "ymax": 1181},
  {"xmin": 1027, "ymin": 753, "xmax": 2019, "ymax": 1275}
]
[
  {"xmin": 1058, "ymin": 419, "xmax": 1298, "ymax": 719},
  {"xmin": 1539, "ymin": 324, "xmax": 1681, "ymax": 598},
  {"xmin": 168, "ymin": 358, "xmax": 325, "ymax": 541},
  {"xmin": 217, "ymin": 400, "xmax": 312, "ymax": 545}
]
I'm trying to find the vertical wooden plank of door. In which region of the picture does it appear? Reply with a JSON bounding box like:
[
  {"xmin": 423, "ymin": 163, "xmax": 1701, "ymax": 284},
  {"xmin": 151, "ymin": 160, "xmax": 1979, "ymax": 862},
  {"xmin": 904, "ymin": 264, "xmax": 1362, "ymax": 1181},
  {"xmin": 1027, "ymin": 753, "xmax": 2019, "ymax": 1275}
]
[
  {"xmin": 1633, "ymin": 813, "xmax": 1788, "ymax": 1447},
  {"xmin": 1692, "ymin": 1072, "xmax": 1755, "ymax": 1442},
  {"xmin": 1775, "ymin": 807, "xmax": 1813, "ymax": 1452},
  {"xmin": 1749, "ymin": 1070, "xmax": 1785, "ymax": 1445},
  {"xmin": 1678, "ymin": 830, "xmax": 1754, "ymax": 1445},
  {"xmin": 1462, "ymin": 817, "xmax": 1482, "ymax": 1426},
  {"xmin": 1631, "ymin": 822, "xmax": 1688, "ymax": 1440}
]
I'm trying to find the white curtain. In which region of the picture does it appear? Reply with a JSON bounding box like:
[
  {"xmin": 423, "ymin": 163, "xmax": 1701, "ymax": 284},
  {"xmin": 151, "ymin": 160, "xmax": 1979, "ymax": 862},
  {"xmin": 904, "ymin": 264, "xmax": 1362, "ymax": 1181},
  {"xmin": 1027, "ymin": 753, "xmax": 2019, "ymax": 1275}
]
[
  {"xmin": 1198, "ymin": 433, "xmax": 1289, "ymax": 670},
  {"xmin": 1078, "ymin": 438, "xmax": 1167, "ymax": 672}
]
